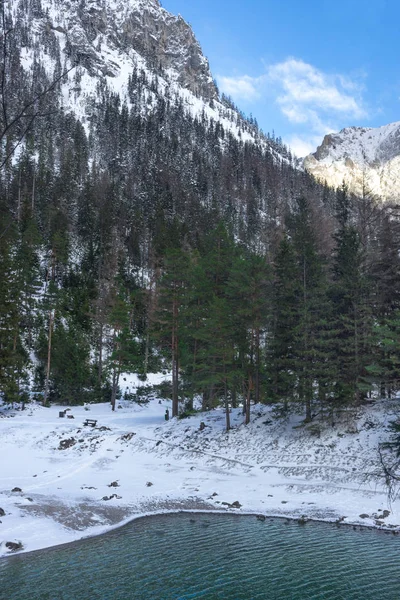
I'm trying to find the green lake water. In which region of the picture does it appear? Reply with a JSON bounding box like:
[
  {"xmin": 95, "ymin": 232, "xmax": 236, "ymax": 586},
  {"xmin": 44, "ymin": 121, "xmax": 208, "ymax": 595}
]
[{"xmin": 1, "ymin": 513, "xmax": 400, "ymax": 599}]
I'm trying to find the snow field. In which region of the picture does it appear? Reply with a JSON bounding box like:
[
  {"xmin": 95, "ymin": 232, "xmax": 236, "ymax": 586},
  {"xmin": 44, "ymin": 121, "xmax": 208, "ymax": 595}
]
[{"xmin": 1, "ymin": 394, "xmax": 400, "ymax": 557}]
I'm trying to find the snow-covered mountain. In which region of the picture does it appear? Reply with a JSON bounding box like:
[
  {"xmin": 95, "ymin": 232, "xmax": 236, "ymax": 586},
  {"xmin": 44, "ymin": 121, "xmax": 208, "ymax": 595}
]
[
  {"xmin": 6, "ymin": 0, "xmax": 274, "ymax": 148},
  {"xmin": 304, "ymin": 122, "xmax": 400, "ymax": 203},
  {"xmin": 36, "ymin": 0, "xmax": 217, "ymax": 98}
]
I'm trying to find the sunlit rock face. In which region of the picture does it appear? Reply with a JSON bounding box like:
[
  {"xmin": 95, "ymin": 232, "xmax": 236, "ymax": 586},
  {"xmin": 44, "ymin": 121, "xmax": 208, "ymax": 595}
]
[{"xmin": 304, "ymin": 122, "xmax": 400, "ymax": 202}]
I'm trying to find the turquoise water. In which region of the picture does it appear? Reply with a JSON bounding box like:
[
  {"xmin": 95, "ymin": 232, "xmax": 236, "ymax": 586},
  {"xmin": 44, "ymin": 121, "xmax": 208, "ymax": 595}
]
[{"xmin": 1, "ymin": 513, "xmax": 400, "ymax": 599}]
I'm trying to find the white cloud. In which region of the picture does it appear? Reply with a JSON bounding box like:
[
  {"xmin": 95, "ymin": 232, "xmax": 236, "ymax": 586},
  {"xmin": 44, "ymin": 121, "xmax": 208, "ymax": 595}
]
[
  {"xmin": 268, "ymin": 58, "xmax": 367, "ymax": 121},
  {"xmin": 216, "ymin": 58, "xmax": 368, "ymax": 157},
  {"xmin": 267, "ymin": 58, "xmax": 369, "ymax": 156},
  {"xmin": 286, "ymin": 134, "xmax": 325, "ymax": 158},
  {"xmin": 216, "ymin": 74, "xmax": 264, "ymax": 102}
]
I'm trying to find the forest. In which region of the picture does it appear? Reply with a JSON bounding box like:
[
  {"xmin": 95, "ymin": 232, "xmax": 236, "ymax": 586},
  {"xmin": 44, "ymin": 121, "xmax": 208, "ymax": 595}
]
[{"xmin": 1, "ymin": 11, "xmax": 400, "ymax": 433}]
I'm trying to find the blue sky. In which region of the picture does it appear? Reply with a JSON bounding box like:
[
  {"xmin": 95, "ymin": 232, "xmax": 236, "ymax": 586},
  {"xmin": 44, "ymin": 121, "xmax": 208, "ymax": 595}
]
[{"xmin": 162, "ymin": 0, "xmax": 400, "ymax": 156}]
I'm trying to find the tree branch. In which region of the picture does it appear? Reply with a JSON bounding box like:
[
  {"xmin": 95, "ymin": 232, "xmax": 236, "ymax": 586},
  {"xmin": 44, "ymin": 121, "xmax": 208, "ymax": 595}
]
[
  {"xmin": 378, "ymin": 445, "xmax": 400, "ymax": 506},
  {"xmin": 0, "ymin": 5, "xmax": 13, "ymax": 131},
  {"xmin": 0, "ymin": 63, "xmax": 76, "ymax": 145}
]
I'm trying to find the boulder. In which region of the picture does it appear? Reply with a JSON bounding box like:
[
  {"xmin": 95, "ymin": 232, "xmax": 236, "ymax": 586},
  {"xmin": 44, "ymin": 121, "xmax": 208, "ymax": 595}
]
[
  {"xmin": 6, "ymin": 541, "xmax": 23, "ymax": 552},
  {"xmin": 58, "ymin": 437, "xmax": 76, "ymax": 450}
]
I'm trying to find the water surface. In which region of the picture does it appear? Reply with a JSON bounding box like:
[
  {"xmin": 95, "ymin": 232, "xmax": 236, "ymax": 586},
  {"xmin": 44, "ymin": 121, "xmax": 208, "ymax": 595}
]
[{"xmin": 1, "ymin": 513, "xmax": 400, "ymax": 599}]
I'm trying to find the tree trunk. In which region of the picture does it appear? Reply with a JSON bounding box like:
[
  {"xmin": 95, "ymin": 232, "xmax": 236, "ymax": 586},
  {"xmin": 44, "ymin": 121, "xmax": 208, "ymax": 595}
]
[
  {"xmin": 245, "ymin": 374, "xmax": 253, "ymax": 425},
  {"xmin": 224, "ymin": 379, "xmax": 230, "ymax": 432},
  {"xmin": 31, "ymin": 170, "xmax": 35, "ymax": 212},
  {"xmin": 144, "ymin": 329, "xmax": 150, "ymax": 376},
  {"xmin": 305, "ymin": 394, "xmax": 312, "ymax": 422},
  {"xmin": 202, "ymin": 390, "xmax": 208, "ymax": 411},
  {"xmin": 171, "ymin": 298, "xmax": 179, "ymax": 416},
  {"xmin": 354, "ymin": 305, "xmax": 361, "ymax": 405},
  {"xmin": 255, "ymin": 327, "xmax": 260, "ymax": 404},
  {"xmin": 98, "ymin": 322, "xmax": 103, "ymax": 386},
  {"xmin": 17, "ymin": 167, "xmax": 21, "ymax": 223},
  {"xmin": 43, "ymin": 309, "xmax": 54, "ymax": 407},
  {"xmin": 111, "ymin": 366, "xmax": 118, "ymax": 411},
  {"xmin": 110, "ymin": 333, "xmax": 121, "ymax": 411},
  {"xmin": 172, "ymin": 347, "xmax": 179, "ymax": 417}
]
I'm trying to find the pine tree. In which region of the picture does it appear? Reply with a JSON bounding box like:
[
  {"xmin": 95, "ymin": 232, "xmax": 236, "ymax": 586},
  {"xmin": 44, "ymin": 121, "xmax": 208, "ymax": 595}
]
[
  {"xmin": 0, "ymin": 242, "xmax": 30, "ymax": 405},
  {"xmin": 193, "ymin": 294, "xmax": 237, "ymax": 431},
  {"xmin": 288, "ymin": 197, "xmax": 329, "ymax": 421},
  {"xmin": 0, "ymin": 220, "xmax": 32, "ymax": 406},
  {"xmin": 107, "ymin": 283, "xmax": 142, "ymax": 411},
  {"xmin": 227, "ymin": 251, "xmax": 271, "ymax": 422},
  {"xmin": 188, "ymin": 224, "xmax": 238, "ymax": 419},
  {"xmin": 362, "ymin": 212, "xmax": 400, "ymax": 396},
  {"xmin": 269, "ymin": 235, "xmax": 300, "ymax": 410},
  {"xmin": 152, "ymin": 248, "xmax": 190, "ymax": 417},
  {"xmin": 328, "ymin": 186, "xmax": 372, "ymax": 407}
]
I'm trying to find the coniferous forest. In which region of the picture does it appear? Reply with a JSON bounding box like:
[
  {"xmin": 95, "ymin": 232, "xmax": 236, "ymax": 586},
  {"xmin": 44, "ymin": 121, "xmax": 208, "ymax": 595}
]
[{"xmin": 1, "ymin": 4, "xmax": 400, "ymax": 433}]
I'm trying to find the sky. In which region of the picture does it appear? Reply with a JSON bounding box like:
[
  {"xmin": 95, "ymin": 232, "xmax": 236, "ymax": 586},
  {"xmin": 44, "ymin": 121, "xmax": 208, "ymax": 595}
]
[{"xmin": 161, "ymin": 0, "xmax": 400, "ymax": 156}]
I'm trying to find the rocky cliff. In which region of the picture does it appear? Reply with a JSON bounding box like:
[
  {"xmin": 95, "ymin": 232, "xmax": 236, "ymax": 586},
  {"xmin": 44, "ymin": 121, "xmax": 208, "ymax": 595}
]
[
  {"xmin": 304, "ymin": 122, "xmax": 400, "ymax": 203},
  {"xmin": 8, "ymin": 0, "xmax": 217, "ymax": 97}
]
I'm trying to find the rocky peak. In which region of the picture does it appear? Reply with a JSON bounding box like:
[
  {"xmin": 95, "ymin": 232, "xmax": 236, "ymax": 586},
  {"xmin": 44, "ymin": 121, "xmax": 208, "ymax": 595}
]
[
  {"xmin": 119, "ymin": 0, "xmax": 217, "ymax": 99},
  {"xmin": 304, "ymin": 121, "xmax": 400, "ymax": 203},
  {"xmin": 24, "ymin": 0, "xmax": 217, "ymax": 99},
  {"xmin": 313, "ymin": 132, "xmax": 345, "ymax": 161}
]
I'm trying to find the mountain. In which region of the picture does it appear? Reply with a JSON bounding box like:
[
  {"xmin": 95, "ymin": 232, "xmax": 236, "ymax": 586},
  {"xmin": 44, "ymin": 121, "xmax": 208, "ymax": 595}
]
[
  {"xmin": 34, "ymin": 0, "xmax": 218, "ymax": 98},
  {"xmin": 304, "ymin": 122, "xmax": 400, "ymax": 203},
  {"xmin": 10, "ymin": 0, "xmax": 398, "ymax": 420},
  {"xmin": 7, "ymin": 0, "xmax": 278, "ymax": 149},
  {"xmin": 1, "ymin": 0, "xmax": 317, "ymax": 255}
]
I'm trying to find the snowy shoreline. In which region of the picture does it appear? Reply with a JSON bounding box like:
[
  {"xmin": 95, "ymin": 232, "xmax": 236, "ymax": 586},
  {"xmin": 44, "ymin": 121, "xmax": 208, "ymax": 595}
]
[
  {"xmin": 2, "ymin": 505, "xmax": 399, "ymax": 561},
  {"xmin": 1, "ymin": 395, "xmax": 400, "ymax": 557}
]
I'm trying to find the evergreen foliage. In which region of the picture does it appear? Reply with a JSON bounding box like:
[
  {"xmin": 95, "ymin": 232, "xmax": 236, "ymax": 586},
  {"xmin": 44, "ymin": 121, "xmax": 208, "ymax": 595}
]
[{"xmin": 1, "ymin": 4, "xmax": 399, "ymax": 425}]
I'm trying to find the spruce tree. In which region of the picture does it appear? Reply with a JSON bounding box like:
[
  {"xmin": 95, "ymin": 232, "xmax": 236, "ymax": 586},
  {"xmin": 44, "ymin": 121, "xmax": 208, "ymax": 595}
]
[
  {"xmin": 269, "ymin": 235, "xmax": 300, "ymax": 410},
  {"xmin": 227, "ymin": 251, "xmax": 271, "ymax": 422},
  {"xmin": 288, "ymin": 197, "xmax": 329, "ymax": 421},
  {"xmin": 328, "ymin": 186, "xmax": 372, "ymax": 407},
  {"xmin": 152, "ymin": 248, "xmax": 191, "ymax": 417}
]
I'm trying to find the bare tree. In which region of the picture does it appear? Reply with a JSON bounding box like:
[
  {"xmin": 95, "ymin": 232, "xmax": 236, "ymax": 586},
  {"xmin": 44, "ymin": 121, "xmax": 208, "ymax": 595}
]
[{"xmin": 378, "ymin": 443, "xmax": 400, "ymax": 506}]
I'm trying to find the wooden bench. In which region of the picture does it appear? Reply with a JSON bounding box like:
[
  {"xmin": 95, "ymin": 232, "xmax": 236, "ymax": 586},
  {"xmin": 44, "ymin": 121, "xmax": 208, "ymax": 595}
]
[{"xmin": 83, "ymin": 419, "xmax": 97, "ymax": 427}]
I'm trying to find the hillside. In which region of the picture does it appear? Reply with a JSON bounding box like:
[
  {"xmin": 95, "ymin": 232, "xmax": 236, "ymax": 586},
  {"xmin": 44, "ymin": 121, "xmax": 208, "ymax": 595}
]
[
  {"xmin": 1, "ymin": 0, "xmax": 317, "ymax": 249},
  {"xmin": 1, "ymin": 396, "xmax": 400, "ymax": 556},
  {"xmin": 0, "ymin": 0, "xmax": 342, "ymax": 410},
  {"xmin": 4, "ymin": 0, "xmax": 288, "ymax": 154}
]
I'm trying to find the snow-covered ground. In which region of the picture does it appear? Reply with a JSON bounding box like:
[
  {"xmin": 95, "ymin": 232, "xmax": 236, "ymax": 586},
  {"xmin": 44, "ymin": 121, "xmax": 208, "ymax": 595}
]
[{"xmin": 1, "ymin": 391, "xmax": 400, "ymax": 557}]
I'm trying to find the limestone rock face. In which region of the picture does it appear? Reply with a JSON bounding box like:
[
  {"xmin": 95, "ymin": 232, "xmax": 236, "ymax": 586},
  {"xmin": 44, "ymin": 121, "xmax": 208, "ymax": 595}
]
[
  {"xmin": 120, "ymin": 1, "xmax": 217, "ymax": 99},
  {"xmin": 35, "ymin": 0, "xmax": 217, "ymax": 98},
  {"xmin": 304, "ymin": 122, "xmax": 400, "ymax": 203}
]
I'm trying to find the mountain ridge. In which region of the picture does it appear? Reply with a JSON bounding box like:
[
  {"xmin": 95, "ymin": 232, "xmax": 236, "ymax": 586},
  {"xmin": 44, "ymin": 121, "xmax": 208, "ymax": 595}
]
[
  {"xmin": 304, "ymin": 121, "xmax": 400, "ymax": 202},
  {"xmin": 16, "ymin": 0, "xmax": 217, "ymax": 97},
  {"xmin": 8, "ymin": 0, "xmax": 290, "ymax": 159}
]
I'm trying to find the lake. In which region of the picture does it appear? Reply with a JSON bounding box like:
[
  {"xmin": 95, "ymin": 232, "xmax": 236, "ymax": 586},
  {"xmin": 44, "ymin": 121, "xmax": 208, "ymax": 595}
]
[{"xmin": 1, "ymin": 513, "xmax": 400, "ymax": 599}]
